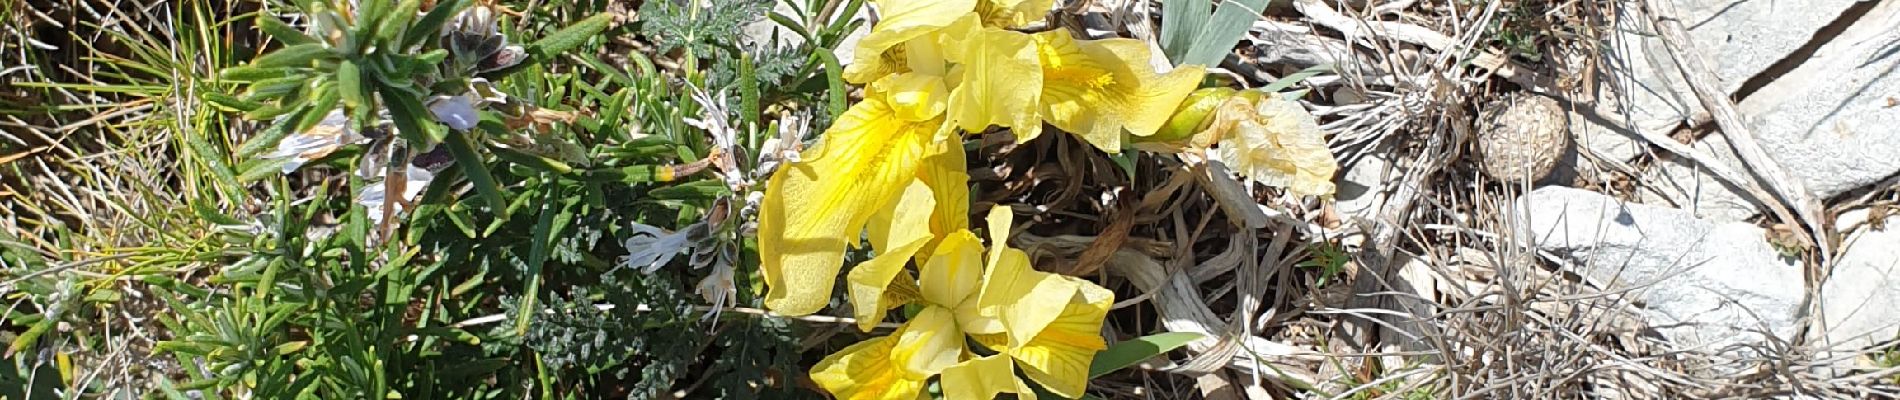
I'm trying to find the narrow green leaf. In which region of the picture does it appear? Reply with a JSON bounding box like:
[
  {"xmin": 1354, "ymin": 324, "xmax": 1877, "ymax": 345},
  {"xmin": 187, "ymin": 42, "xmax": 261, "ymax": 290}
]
[
  {"xmin": 244, "ymin": 76, "xmax": 310, "ymax": 99},
  {"xmin": 1257, "ymin": 63, "xmax": 1333, "ymax": 93},
  {"xmin": 1160, "ymin": 0, "xmax": 1213, "ymax": 63},
  {"xmin": 378, "ymin": 0, "xmax": 423, "ymax": 45},
  {"xmin": 1088, "ymin": 331, "xmax": 1205, "ymax": 378},
  {"xmin": 353, "ymin": 0, "xmax": 392, "ymax": 45},
  {"xmin": 489, "ymin": 145, "xmax": 574, "ymax": 174},
  {"xmin": 248, "ymin": 43, "xmax": 333, "ymax": 69},
  {"xmin": 203, "ymin": 91, "xmax": 264, "ymax": 113},
  {"xmin": 1179, "ymin": 0, "xmax": 1271, "ymax": 67},
  {"xmin": 337, "ymin": 61, "xmax": 366, "ymax": 109},
  {"xmin": 237, "ymin": 107, "xmax": 310, "ymax": 158},
  {"xmin": 813, "ymin": 50, "xmax": 847, "ymax": 119},
  {"xmin": 219, "ymin": 65, "xmax": 300, "ymax": 82},
  {"xmin": 529, "ymin": 13, "xmax": 616, "ymax": 60},
  {"xmin": 377, "ymin": 82, "xmax": 442, "ymax": 145},
  {"xmin": 738, "ymin": 54, "xmax": 761, "ymax": 130},
  {"xmin": 444, "ymin": 132, "xmax": 509, "ymax": 219},
  {"xmin": 255, "ymin": 14, "xmax": 316, "ymax": 46},
  {"xmin": 404, "ymin": 0, "xmax": 469, "ymax": 48},
  {"xmin": 767, "ymin": 12, "xmax": 815, "ymax": 45},
  {"xmin": 514, "ymin": 186, "xmax": 562, "ymax": 336},
  {"xmin": 648, "ymin": 180, "xmax": 727, "ymax": 201}
]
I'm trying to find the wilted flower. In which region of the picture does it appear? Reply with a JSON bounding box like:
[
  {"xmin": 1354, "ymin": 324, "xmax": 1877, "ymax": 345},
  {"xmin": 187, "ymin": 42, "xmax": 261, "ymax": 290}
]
[
  {"xmin": 1205, "ymin": 92, "xmax": 1337, "ymax": 197},
  {"xmin": 263, "ymin": 109, "xmax": 367, "ymax": 173}
]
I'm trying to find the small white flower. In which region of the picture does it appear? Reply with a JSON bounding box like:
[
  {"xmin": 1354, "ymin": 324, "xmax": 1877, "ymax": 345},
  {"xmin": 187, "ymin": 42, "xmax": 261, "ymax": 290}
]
[
  {"xmin": 618, "ymin": 222, "xmax": 696, "ymax": 274},
  {"xmin": 695, "ymin": 257, "xmax": 738, "ymax": 312},
  {"xmin": 427, "ymin": 95, "xmax": 481, "ymax": 131},
  {"xmin": 263, "ymin": 109, "xmax": 366, "ymax": 173}
]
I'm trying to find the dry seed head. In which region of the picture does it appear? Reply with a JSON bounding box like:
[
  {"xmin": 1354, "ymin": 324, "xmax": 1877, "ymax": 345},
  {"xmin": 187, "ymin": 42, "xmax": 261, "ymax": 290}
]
[{"xmin": 1476, "ymin": 93, "xmax": 1568, "ymax": 182}]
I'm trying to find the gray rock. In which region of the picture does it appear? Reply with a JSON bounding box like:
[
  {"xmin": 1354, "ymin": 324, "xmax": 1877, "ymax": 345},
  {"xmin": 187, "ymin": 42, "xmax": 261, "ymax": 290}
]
[
  {"xmin": 1819, "ymin": 209, "xmax": 1900, "ymax": 355},
  {"xmin": 1517, "ymin": 187, "xmax": 1805, "ymax": 351},
  {"xmin": 1334, "ymin": 152, "xmax": 1391, "ymax": 220},
  {"xmin": 1646, "ymin": 1, "xmax": 1900, "ymax": 221},
  {"xmin": 1567, "ymin": 0, "xmax": 1862, "ymax": 171}
]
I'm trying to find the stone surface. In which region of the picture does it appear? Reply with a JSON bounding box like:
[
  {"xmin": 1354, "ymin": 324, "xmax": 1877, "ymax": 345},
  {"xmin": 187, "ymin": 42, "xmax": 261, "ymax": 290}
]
[
  {"xmin": 1645, "ymin": 0, "xmax": 1900, "ymax": 222},
  {"xmin": 1334, "ymin": 152, "xmax": 1390, "ymax": 220},
  {"xmin": 1477, "ymin": 93, "xmax": 1569, "ymax": 182},
  {"xmin": 1819, "ymin": 209, "xmax": 1900, "ymax": 354},
  {"xmin": 1566, "ymin": 0, "xmax": 1862, "ymax": 168},
  {"xmin": 1516, "ymin": 187, "xmax": 1805, "ymax": 350}
]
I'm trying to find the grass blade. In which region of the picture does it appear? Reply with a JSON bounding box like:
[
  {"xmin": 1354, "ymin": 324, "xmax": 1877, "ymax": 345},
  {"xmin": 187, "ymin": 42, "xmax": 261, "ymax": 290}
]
[
  {"xmin": 1088, "ymin": 331, "xmax": 1205, "ymax": 378},
  {"xmin": 444, "ymin": 132, "xmax": 509, "ymax": 219}
]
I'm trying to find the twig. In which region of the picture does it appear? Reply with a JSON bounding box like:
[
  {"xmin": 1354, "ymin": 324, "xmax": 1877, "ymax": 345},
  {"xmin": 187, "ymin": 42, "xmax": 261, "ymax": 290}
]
[
  {"xmin": 1640, "ymin": 0, "xmax": 1830, "ymax": 258},
  {"xmin": 448, "ymin": 303, "xmax": 897, "ymax": 329}
]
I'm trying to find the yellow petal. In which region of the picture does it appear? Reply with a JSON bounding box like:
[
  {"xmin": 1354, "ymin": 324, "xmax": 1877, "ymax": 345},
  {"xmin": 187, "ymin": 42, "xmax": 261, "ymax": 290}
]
[
  {"xmin": 844, "ymin": 0, "xmax": 977, "ymax": 84},
  {"xmin": 979, "ymin": 247, "xmax": 1079, "ymax": 347},
  {"xmin": 868, "ymin": 179, "xmax": 939, "ymax": 252},
  {"xmin": 1010, "ymin": 280, "xmax": 1114, "ymax": 398},
  {"xmin": 891, "ymin": 306, "xmax": 966, "ymax": 378},
  {"xmin": 940, "ymin": 354, "xmax": 1038, "ymax": 400},
  {"xmin": 941, "ymin": 21, "xmax": 1043, "ymax": 141},
  {"xmin": 846, "ymin": 237, "xmax": 931, "ymax": 331},
  {"xmin": 1211, "ymin": 93, "xmax": 1338, "ymax": 197},
  {"xmin": 954, "ymin": 290, "xmax": 1006, "ymax": 336},
  {"xmin": 918, "ymin": 141, "xmax": 971, "ymax": 240},
  {"xmin": 759, "ymin": 94, "xmax": 941, "ymax": 316},
  {"xmin": 920, "ymin": 230, "xmax": 984, "ymax": 307},
  {"xmin": 1033, "ymin": 31, "xmax": 1206, "ymax": 153},
  {"xmin": 871, "ymin": 73, "xmax": 950, "ymax": 122},
  {"xmin": 978, "ymin": 0, "xmax": 1056, "ymax": 28},
  {"xmin": 981, "ymin": 205, "xmax": 1013, "ymax": 270},
  {"xmin": 810, "ymin": 334, "xmax": 929, "ymax": 400}
]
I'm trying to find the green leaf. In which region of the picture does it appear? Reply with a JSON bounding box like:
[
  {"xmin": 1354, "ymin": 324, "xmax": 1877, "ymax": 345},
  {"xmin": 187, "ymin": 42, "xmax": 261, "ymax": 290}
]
[
  {"xmin": 337, "ymin": 61, "xmax": 366, "ymax": 109},
  {"xmin": 219, "ymin": 65, "xmax": 301, "ymax": 82},
  {"xmin": 377, "ymin": 82, "xmax": 441, "ymax": 145},
  {"xmin": 248, "ymin": 43, "xmax": 333, "ymax": 69},
  {"xmin": 1258, "ymin": 63, "xmax": 1334, "ymax": 93},
  {"xmin": 813, "ymin": 50, "xmax": 847, "ymax": 119},
  {"xmin": 647, "ymin": 180, "xmax": 726, "ymax": 201},
  {"xmin": 203, "ymin": 91, "xmax": 264, "ymax": 113},
  {"xmin": 444, "ymin": 132, "xmax": 510, "ymax": 219},
  {"xmin": 244, "ymin": 76, "xmax": 310, "ymax": 99},
  {"xmin": 489, "ymin": 145, "xmax": 574, "ymax": 174},
  {"xmin": 530, "ymin": 13, "xmax": 616, "ymax": 61},
  {"xmin": 513, "ymin": 186, "xmax": 562, "ymax": 336},
  {"xmin": 1160, "ymin": 0, "xmax": 1213, "ymax": 63},
  {"xmin": 237, "ymin": 106, "xmax": 309, "ymax": 158},
  {"xmin": 1088, "ymin": 331, "xmax": 1205, "ymax": 378},
  {"xmin": 406, "ymin": 0, "xmax": 470, "ymax": 47},
  {"xmin": 1165, "ymin": 0, "xmax": 1272, "ymax": 67},
  {"xmin": 377, "ymin": 0, "xmax": 423, "ymax": 45},
  {"xmin": 255, "ymin": 14, "xmax": 316, "ymax": 46}
]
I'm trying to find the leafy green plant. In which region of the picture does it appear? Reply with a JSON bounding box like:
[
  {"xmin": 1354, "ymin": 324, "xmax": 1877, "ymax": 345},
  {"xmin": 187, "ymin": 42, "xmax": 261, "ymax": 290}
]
[
  {"xmin": 1161, "ymin": 0, "xmax": 1273, "ymax": 67},
  {"xmin": 1301, "ymin": 241, "xmax": 1350, "ymax": 287}
]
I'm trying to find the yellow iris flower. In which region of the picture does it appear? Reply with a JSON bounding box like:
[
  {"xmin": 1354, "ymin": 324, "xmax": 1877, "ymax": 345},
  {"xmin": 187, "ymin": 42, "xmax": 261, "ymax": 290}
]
[
  {"xmin": 843, "ymin": 0, "xmax": 975, "ymax": 84},
  {"xmin": 757, "ymin": 72, "xmax": 951, "ymax": 316},
  {"xmin": 941, "ymin": 16, "xmax": 1044, "ymax": 142},
  {"xmin": 1032, "ymin": 30, "xmax": 1205, "ymax": 152},
  {"xmin": 809, "ymin": 329, "xmax": 928, "ymax": 400},
  {"xmin": 820, "ymin": 206, "xmax": 1114, "ymax": 399},
  {"xmin": 976, "ymin": 0, "xmax": 1057, "ymax": 28}
]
